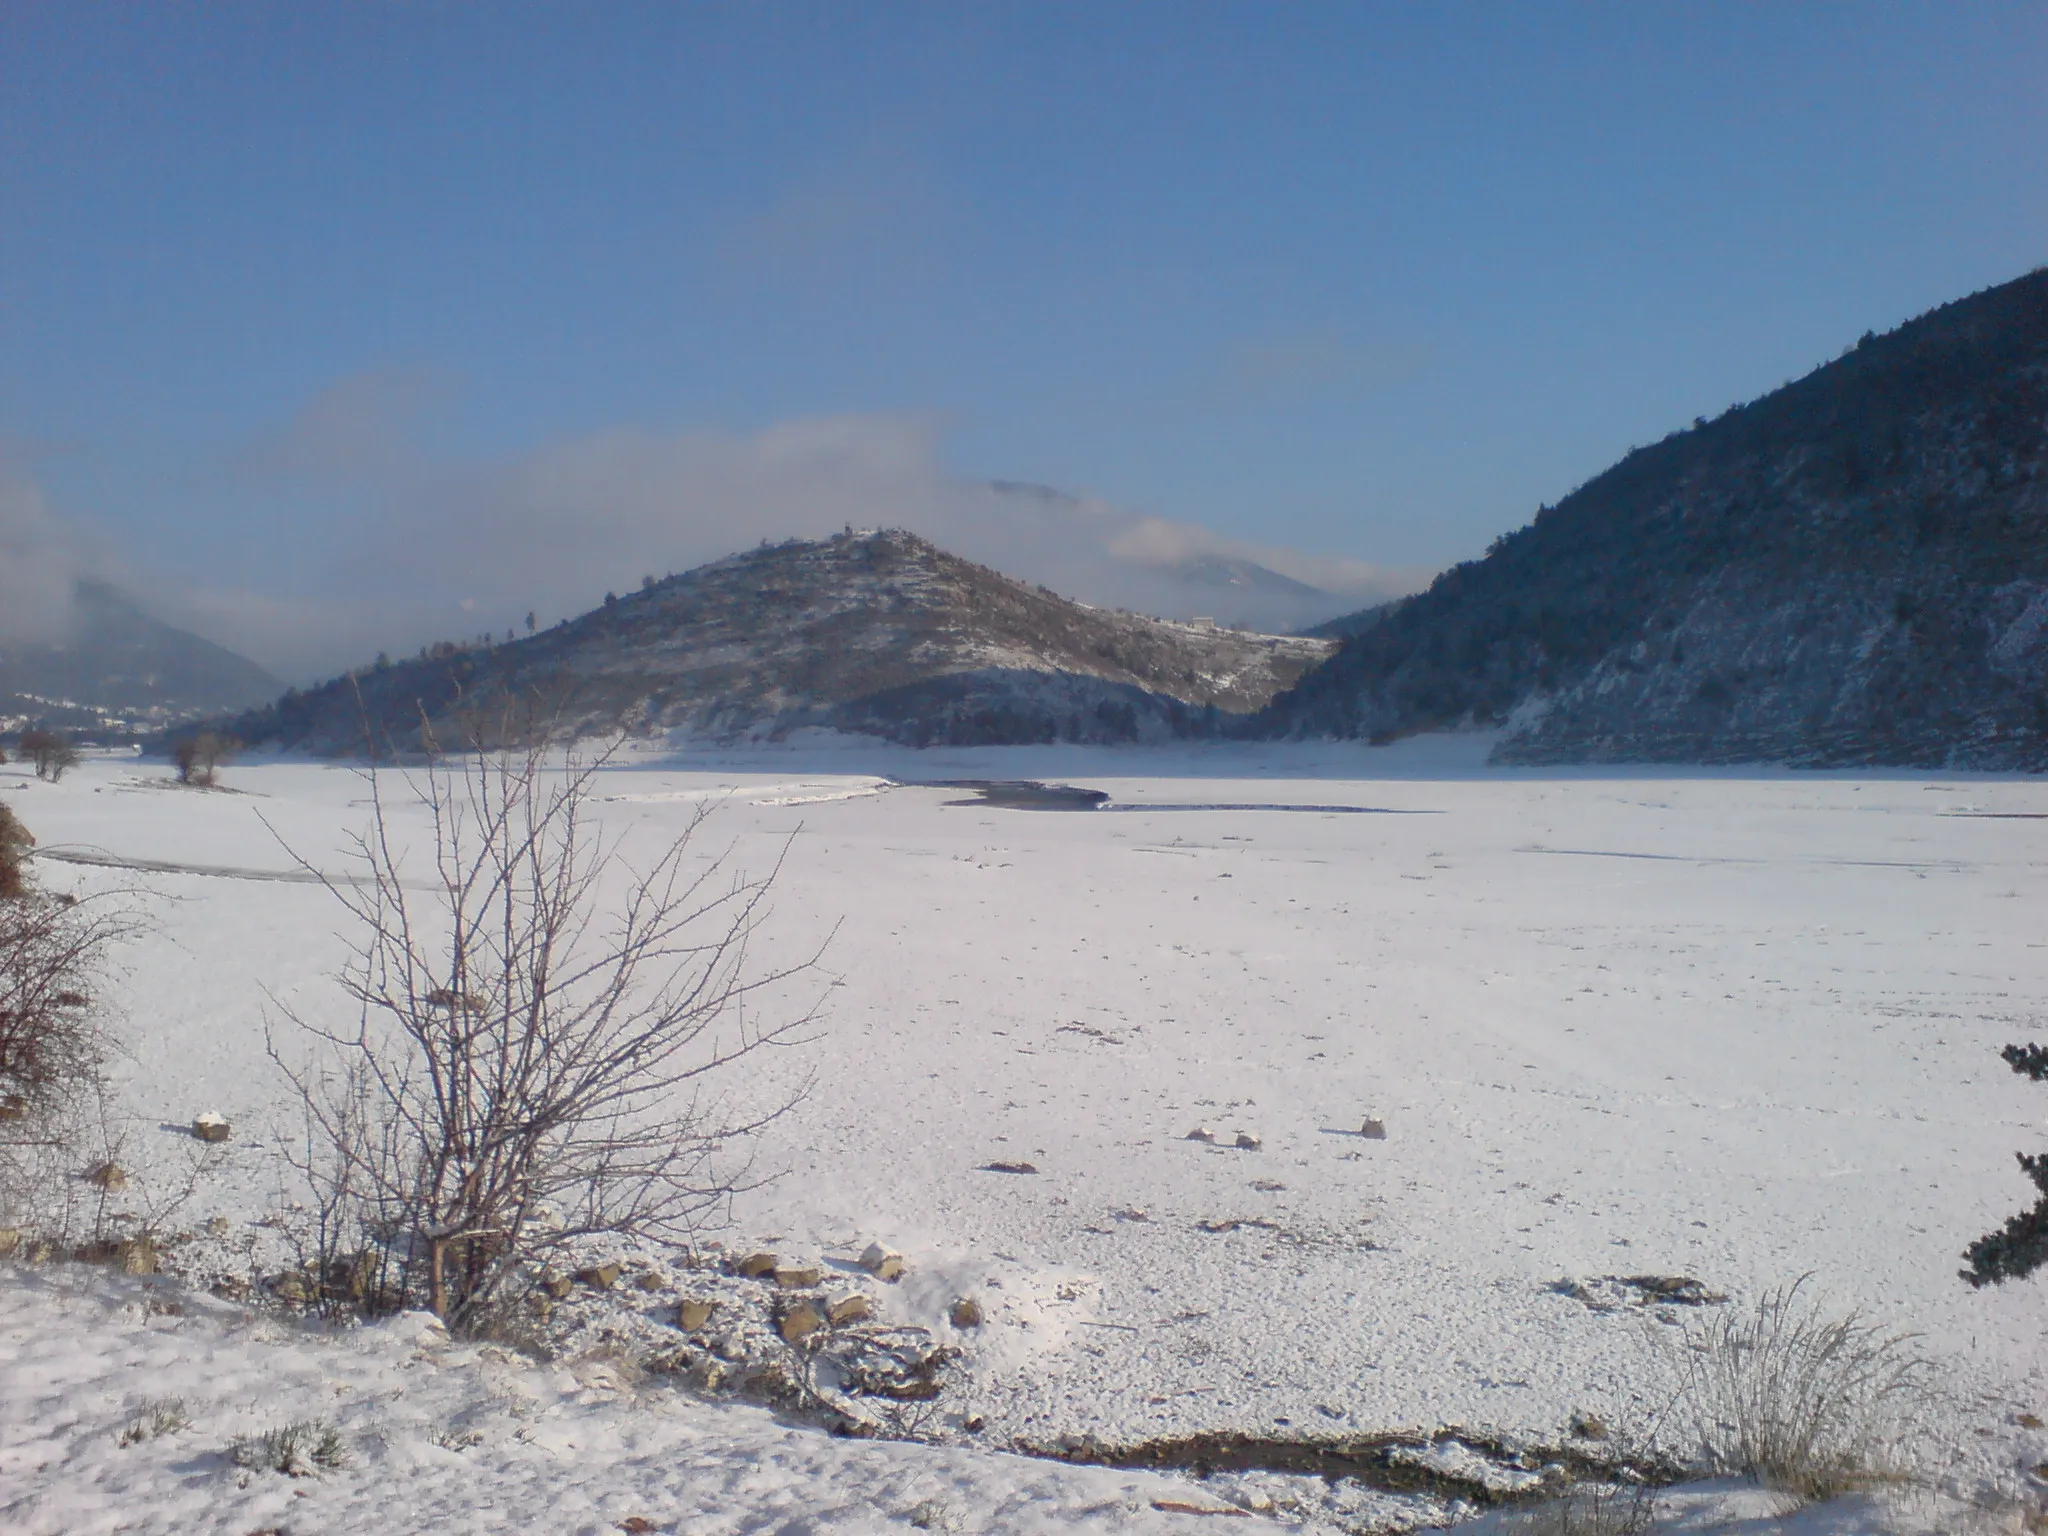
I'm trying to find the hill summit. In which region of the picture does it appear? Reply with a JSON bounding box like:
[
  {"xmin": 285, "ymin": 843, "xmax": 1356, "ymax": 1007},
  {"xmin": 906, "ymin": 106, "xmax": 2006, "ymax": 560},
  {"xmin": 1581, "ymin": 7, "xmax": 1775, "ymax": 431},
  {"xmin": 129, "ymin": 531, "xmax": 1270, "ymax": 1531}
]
[
  {"xmin": 1262, "ymin": 267, "xmax": 2048, "ymax": 768},
  {"xmin": 220, "ymin": 529, "xmax": 1333, "ymax": 754}
]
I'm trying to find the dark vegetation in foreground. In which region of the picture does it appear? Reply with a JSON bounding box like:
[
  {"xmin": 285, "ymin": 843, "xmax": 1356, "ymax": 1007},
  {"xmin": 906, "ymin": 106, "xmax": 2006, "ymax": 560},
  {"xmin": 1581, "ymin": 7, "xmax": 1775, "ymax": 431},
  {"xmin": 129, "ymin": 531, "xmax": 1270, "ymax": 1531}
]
[{"xmin": 1963, "ymin": 1042, "xmax": 2048, "ymax": 1286}]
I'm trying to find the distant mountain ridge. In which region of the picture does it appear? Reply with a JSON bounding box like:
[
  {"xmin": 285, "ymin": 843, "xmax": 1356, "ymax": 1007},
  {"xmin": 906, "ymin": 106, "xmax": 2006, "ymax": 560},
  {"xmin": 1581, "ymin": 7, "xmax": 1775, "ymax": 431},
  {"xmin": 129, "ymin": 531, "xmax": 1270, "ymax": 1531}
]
[
  {"xmin": 213, "ymin": 529, "xmax": 1334, "ymax": 754},
  {"xmin": 0, "ymin": 580, "xmax": 282, "ymax": 733},
  {"xmin": 1260, "ymin": 268, "xmax": 2048, "ymax": 768}
]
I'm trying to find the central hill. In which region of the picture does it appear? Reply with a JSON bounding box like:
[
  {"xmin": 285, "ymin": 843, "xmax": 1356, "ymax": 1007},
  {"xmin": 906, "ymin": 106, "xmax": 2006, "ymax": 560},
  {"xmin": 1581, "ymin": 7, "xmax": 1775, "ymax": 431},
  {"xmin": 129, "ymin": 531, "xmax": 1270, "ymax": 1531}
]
[{"xmin": 221, "ymin": 529, "xmax": 1334, "ymax": 754}]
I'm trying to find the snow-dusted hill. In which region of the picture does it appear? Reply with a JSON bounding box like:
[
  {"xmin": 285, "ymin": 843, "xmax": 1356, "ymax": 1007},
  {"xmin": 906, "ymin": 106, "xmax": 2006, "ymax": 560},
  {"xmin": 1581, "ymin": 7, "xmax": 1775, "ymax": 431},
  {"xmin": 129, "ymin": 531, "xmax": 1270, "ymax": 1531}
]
[
  {"xmin": 3, "ymin": 743, "xmax": 2044, "ymax": 1532},
  {"xmin": 209, "ymin": 529, "xmax": 1334, "ymax": 755},
  {"xmin": 1264, "ymin": 268, "xmax": 2048, "ymax": 768}
]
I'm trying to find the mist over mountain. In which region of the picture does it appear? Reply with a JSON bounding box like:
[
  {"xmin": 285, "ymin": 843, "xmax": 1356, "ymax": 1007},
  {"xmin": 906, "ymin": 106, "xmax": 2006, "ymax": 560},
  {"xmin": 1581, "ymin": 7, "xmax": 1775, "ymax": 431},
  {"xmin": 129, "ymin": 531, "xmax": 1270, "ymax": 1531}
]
[
  {"xmin": 0, "ymin": 580, "xmax": 283, "ymax": 733},
  {"xmin": 114, "ymin": 406, "xmax": 1421, "ymax": 681},
  {"xmin": 211, "ymin": 529, "xmax": 1333, "ymax": 755},
  {"xmin": 1260, "ymin": 268, "xmax": 2048, "ymax": 768}
]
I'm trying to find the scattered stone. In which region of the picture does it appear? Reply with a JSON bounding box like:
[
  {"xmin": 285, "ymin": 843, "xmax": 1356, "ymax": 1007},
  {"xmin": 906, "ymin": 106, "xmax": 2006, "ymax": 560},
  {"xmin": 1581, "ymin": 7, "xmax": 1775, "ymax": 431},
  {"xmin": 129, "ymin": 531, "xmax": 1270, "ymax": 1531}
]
[
  {"xmin": 949, "ymin": 1297, "xmax": 984, "ymax": 1329},
  {"xmin": 735, "ymin": 1251, "xmax": 778, "ymax": 1279},
  {"xmin": 773, "ymin": 1263, "xmax": 823, "ymax": 1289},
  {"xmin": 619, "ymin": 1519, "xmax": 657, "ymax": 1534},
  {"xmin": 575, "ymin": 1263, "xmax": 622, "ymax": 1291},
  {"xmin": 779, "ymin": 1299, "xmax": 826, "ymax": 1343},
  {"xmin": 963, "ymin": 1415, "xmax": 986, "ymax": 1433},
  {"xmin": 1233, "ymin": 1132, "xmax": 1262, "ymax": 1151},
  {"xmin": 191, "ymin": 1111, "xmax": 231, "ymax": 1143},
  {"xmin": 859, "ymin": 1242, "xmax": 906, "ymax": 1281},
  {"xmin": 676, "ymin": 1297, "xmax": 718, "ymax": 1331},
  {"xmin": 1250, "ymin": 1179, "xmax": 1286, "ymax": 1193},
  {"xmin": 542, "ymin": 1274, "xmax": 575, "ymax": 1299},
  {"xmin": 0, "ymin": 1228, "xmax": 19, "ymax": 1258},
  {"xmin": 977, "ymin": 1161, "xmax": 1038, "ymax": 1175},
  {"xmin": 86, "ymin": 1162, "xmax": 126, "ymax": 1191},
  {"xmin": 633, "ymin": 1270, "xmax": 665, "ymax": 1292},
  {"xmin": 2016, "ymin": 1412, "xmax": 2043, "ymax": 1430},
  {"xmin": 1570, "ymin": 1412, "xmax": 1609, "ymax": 1440},
  {"xmin": 0, "ymin": 1093, "xmax": 27, "ymax": 1122},
  {"xmin": 1359, "ymin": 1117, "xmax": 1387, "ymax": 1139},
  {"xmin": 1184, "ymin": 1126, "xmax": 1216, "ymax": 1142},
  {"xmin": 1111, "ymin": 1207, "xmax": 1149, "ymax": 1222},
  {"xmin": 827, "ymin": 1292, "xmax": 872, "ymax": 1325}
]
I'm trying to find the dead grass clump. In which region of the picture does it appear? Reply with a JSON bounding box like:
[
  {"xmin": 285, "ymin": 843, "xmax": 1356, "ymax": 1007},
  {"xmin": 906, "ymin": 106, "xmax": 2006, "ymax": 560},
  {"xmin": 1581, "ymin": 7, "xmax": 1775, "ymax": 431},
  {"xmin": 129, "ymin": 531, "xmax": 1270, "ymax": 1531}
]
[
  {"xmin": 1679, "ymin": 1276, "xmax": 1934, "ymax": 1503},
  {"xmin": 1495, "ymin": 1484, "xmax": 1657, "ymax": 1536},
  {"xmin": 228, "ymin": 1419, "xmax": 347, "ymax": 1476}
]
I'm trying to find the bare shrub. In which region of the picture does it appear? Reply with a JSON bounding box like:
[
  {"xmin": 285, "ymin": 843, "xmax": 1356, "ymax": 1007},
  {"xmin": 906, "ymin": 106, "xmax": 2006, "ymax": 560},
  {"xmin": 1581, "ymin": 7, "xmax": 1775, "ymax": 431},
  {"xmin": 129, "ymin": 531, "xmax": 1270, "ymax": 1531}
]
[
  {"xmin": 18, "ymin": 729, "xmax": 78, "ymax": 783},
  {"xmin": 228, "ymin": 1419, "xmax": 347, "ymax": 1476},
  {"xmin": 171, "ymin": 731, "xmax": 238, "ymax": 788},
  {"xmin": 0, "ymin": 887, "xmax": 129, "ymax": 1127},
  {"xmin": 271, "ymin": 739, "xmax": 819, "ymax": 1333},
  {"xmin": 0, "ymin": 806, "xmax": 145, "ymax": 1240},
  {"xmin": 1678, "ymin": 1276, "xmax": 1934, "ymax": 1503}
]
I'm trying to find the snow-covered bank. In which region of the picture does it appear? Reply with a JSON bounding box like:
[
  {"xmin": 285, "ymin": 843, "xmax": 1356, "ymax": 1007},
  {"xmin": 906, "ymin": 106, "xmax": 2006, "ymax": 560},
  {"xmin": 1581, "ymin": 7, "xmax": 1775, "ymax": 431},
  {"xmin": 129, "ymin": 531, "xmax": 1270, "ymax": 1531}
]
[
  {"xmin": 3, "ymin": 742, "xmax": 2045, "ymax": 1525},
  {"xmin": 0, "ymin": 1265, "xmax": 1252, "ymax": 1535}
]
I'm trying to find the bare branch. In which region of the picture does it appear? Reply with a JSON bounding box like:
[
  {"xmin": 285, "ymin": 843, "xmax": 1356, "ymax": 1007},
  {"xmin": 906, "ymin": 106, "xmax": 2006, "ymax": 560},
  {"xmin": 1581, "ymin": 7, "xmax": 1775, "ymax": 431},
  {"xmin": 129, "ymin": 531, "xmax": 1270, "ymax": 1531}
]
[{"xmin": 270, "ymin": 734, "xmax": 822, "ymax": 1331}]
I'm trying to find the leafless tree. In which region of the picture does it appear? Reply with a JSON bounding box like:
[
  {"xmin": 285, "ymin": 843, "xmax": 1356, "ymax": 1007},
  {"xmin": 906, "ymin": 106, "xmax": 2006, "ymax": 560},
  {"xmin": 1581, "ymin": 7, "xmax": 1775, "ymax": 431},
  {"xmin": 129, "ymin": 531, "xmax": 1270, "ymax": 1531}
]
[
  {"xmin": 270, "ymin": 739, "xmax": 820, "ymax": 1332},
  {"xmin": 18, "ymin": 729, "xmax": 78, "ymax": 783},
  {"xmin": 172, "ymin": 730, "xmax": 238, "ymax": 788}
]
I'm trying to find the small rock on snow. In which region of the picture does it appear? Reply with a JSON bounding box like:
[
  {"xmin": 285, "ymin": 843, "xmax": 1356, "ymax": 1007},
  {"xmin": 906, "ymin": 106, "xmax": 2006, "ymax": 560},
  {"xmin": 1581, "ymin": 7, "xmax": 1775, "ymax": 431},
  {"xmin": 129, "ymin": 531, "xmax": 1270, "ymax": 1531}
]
[{"xmin": 858, "ymin": 1242, "xmax": 905, "ymax": 1281}]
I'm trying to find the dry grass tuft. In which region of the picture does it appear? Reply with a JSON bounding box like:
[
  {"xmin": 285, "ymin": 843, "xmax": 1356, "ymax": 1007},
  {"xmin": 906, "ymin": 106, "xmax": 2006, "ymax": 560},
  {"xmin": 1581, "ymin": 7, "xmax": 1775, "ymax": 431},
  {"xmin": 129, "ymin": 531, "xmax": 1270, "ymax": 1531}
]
[{"xmin": 1678, "ymin": 1276, "xmax": 1935, "ymax": 1504}]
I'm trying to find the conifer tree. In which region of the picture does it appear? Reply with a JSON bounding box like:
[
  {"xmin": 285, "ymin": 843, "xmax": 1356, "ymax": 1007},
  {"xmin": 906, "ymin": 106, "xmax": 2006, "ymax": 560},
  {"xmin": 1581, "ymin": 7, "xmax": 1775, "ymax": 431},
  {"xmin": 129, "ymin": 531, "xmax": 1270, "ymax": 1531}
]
[{"xmin": 1962, "ymin": 1043, "xmax": 2048, "ymax": 1286}]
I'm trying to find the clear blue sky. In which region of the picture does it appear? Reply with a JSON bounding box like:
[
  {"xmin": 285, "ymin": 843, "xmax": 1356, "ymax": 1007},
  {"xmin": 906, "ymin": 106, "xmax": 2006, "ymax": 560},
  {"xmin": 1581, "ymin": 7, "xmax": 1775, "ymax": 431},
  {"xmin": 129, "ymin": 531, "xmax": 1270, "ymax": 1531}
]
[{"xmin": 3, "ymin": 4, "xmax": 2045, "ymax": 667}]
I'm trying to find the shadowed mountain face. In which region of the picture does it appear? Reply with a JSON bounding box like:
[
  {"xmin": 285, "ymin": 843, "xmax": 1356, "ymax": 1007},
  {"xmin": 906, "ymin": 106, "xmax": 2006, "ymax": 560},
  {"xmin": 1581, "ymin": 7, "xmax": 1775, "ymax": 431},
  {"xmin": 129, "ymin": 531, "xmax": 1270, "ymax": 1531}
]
[
  {"xmin": 1261, "ymin": 268, "xmax": 2048, "ymax": 768},
  {"xmin": 215, "ymin": 529, "xmax": 1335, "ymax": 755},
  {"xmin": 0, "ymin": 581, "xmax": 283, "ymax": 733}
]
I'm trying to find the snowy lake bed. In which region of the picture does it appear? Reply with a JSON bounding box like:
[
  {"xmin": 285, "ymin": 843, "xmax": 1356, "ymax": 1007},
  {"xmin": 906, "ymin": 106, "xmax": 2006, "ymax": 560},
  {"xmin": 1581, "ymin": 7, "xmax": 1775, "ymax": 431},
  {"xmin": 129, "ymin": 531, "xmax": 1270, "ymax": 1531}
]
[{"xmin": 4, "ymin": 737, "xmax": 2045, "ymax": 1532}]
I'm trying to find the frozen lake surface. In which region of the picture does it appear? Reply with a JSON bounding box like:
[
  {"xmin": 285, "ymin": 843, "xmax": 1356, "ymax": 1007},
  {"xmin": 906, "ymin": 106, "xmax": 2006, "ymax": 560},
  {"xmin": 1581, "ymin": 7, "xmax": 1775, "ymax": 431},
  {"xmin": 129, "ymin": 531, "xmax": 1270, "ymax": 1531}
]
[{"xmin": 4, "ymin": 735, "xmax": 2044, "ymax": 1530}]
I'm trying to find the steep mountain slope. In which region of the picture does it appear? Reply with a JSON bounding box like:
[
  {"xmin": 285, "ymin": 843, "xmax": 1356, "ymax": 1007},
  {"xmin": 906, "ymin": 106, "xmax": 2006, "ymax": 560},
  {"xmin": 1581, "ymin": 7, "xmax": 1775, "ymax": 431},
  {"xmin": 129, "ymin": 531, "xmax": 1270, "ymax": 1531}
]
[
  {"xmin": 1262, "ymin": 268, "xmax": 2048, "ymax": 767},
  {"xmin": 0, "ymin": 580, "xmax": 283, "ymax": 733},
  {"xmin": 218, "ymin": 529, "xmax": 1333, "ymax": 754}
]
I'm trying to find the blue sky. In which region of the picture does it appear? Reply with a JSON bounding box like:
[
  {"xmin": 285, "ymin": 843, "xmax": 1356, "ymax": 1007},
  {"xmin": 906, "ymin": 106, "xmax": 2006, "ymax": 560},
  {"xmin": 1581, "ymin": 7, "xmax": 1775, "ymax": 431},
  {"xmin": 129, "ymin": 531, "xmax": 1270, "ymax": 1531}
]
[{"xmin": 3, "ymin": 4, "xmax": 2045, "ymax": 673}]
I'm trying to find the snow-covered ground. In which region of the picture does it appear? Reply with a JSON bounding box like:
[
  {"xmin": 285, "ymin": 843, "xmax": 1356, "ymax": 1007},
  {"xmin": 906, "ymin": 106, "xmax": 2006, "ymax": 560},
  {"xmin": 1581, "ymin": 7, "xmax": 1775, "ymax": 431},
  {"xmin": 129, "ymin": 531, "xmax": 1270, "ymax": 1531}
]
[{"xmin": 4, "ymin": 737, "xmax": 2046, "ymax": 1532}]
